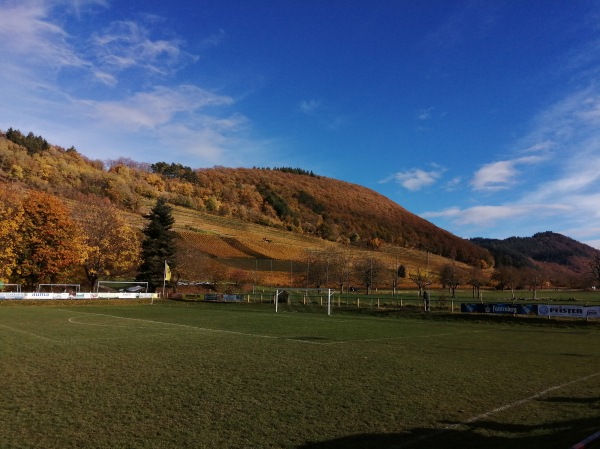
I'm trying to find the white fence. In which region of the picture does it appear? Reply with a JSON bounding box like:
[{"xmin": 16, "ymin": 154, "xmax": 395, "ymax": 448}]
[{"xmin": 0, "ymin": 292, "xmax": 158, "ymax": 300}]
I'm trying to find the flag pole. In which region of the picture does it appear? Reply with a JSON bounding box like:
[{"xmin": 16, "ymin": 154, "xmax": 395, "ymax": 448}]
[{"xmin": 162, "ymin": 260, "xmax": 167, "ymax": 299}]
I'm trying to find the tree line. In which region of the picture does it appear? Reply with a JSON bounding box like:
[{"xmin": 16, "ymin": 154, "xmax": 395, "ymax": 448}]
[{"xmin": 0, "ymin": 188, "xmax": 180, "ymax": 292}]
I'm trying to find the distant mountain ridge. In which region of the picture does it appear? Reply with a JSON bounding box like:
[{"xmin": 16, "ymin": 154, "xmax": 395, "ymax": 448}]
[{"xmin": 470, "ymin": 232, "xmax": 597, "ymax": 274}]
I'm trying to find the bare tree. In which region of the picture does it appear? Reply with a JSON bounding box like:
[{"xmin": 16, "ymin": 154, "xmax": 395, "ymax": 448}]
[
  {"xmin": 409, "ymin": 267, "xmax": 432, "ymax": 297},
  {"xmin": 355, "ymin": 257, "xmax": 383, "ymax": 294},
  {"xmin": 439, "ymin": 263, "xmax": 462, "ymax": 297},
  {"xmin": 330, "ymin": 250, "xmax": 354, "ymax": 294},
  {"xmin": 304, "ymin": 250, "xmax": 331, "ymax": 290},
  {"xmin": 467, "ymin": 267, "xmax": 485, "ymax": 299}
]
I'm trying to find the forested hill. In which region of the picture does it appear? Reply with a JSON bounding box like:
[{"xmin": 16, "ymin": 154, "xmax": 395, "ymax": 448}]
[
  {"xmin": 0, "ymin": 128, "xmax": 492, "ymax": 266},
  {"xmin": 470, "ymin": 232, "xmax": 597, "ymax": 273}
]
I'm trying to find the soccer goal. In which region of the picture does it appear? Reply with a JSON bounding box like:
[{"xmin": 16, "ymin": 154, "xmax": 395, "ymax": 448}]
[
  {"xmin": 95, "ymin": 281, "xmax": 149, "ymax": 293},
  {"xmin": 0, "ymin": 283, "xmax": 21, "ymax": 292},
  {"xmin": 37, "ymin": 284, "xmax": 80, "ymax": 294},
  {"xmin": 274, "ymin": 288, "xmax": 335, "ymax": 315}
]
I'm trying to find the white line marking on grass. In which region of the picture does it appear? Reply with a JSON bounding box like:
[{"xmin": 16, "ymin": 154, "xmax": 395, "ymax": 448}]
[
  {"xmin": 68, "ymin": 316, "xmax": 145, "ymax": 328},
  {"xmin": 59, "ymin": 310, "xmax": 487, "ymax": 346},
  {"xmin": 0, "ymin": 324, "xmax": 58, "ymax": 342},
  {"xmin": 323, "ymin": 329, "xmax": 488, "ymax": 345},
  {"xmin": 457, "ymin": 371, "xmax": 600, "ymax": 426},
  {"xmin": 58, "ymin": 310, "xmax": 316, "ymax": 343},
  {"xmin": 401, "ymin": 371, "xmax": 600, "ymax": 448}
]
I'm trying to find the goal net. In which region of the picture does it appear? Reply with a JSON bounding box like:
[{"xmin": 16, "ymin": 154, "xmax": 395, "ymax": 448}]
[
  {"xmin": 274, "ymin": 288, "xmax": 335, "ymax": 315},
  {"xmin": 96, "ymin": 281, "xmax": 149, "ymax": 293},
  {"xmin": 37, "ymin": 284, "xmax": 80, "ymax": 294}
]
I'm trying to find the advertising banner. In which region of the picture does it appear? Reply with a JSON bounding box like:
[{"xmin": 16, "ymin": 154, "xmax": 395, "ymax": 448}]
[
  {"xmin": 0, "ymin": 293, "xmax": 25, "ymax": 300},
  {"xmin": 461, "ymin": 303, "xmax": 536, "ymax": 315},
  {"xmin": 537, "ymin": 305, "xmax": 600, "ymax": 318},
  {"xmin": 462, "ymin": 303, "xmax": 600, "ymax": 319},
  {"xmin": 205, "ymin": 293, "xmax": 243, "ymax": 302}
]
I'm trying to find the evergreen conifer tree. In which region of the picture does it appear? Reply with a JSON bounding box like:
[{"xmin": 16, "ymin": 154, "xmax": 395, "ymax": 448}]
[{"xmin": 137, "ymin": 197, "xmax": 176, "ymax": 291}]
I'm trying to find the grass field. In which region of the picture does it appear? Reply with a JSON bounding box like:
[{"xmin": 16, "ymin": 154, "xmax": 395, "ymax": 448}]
[{"xmin": 1, "ymin": 300, "xmax": 599, "ymax": 449}]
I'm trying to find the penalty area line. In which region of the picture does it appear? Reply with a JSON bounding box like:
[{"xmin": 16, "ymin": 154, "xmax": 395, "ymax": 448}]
[{"xmin": 56, "ymin": 309, "xmax": 322, "ymax": 344}]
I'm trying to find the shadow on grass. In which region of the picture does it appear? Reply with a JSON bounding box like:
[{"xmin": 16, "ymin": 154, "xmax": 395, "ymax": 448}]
[{"xmin": 295, "ymin": 415, "xmax": 600, "ymax": 449}]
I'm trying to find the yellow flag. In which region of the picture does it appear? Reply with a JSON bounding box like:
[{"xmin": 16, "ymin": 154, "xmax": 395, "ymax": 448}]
[{"xmin": 164, "ymin": 262, "xmax": 171, "ymax": 281}]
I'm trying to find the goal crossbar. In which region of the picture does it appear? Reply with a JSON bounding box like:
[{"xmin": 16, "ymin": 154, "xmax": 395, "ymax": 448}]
[
  {"xmin": 37, "ymin": 284, "xmax": 80, "ymax": 293},
  {"xmin": 96, "ymin": 281, "xmax": 149, "ymax": 293},
  {"xmin": 274, "ymin": 288, "xmax": 335, "ymax": 315}
]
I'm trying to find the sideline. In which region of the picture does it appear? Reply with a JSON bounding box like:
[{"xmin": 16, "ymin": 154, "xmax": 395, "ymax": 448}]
[
  {"xmin": 324, "ymin": 329, "xmax": 488, "ymax": 345},
  {"xmin": 401, "ymin": 371, "xmax": 600, "ymax": 447},
  {"xmin": 0, "ymin": 324, "xmax": 58, "ymax": 342}
]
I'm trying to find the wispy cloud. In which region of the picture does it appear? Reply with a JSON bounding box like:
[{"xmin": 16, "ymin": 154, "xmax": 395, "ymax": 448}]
[
  {"xmin": 0, "ymin": 0, "xmax": 260, "ymax": 166},
  {"xmin": 91, "ymin": 19, "xmax": 198, "ymax": 80},
  {"xmin": 471, "ymin": 155, "xmax": 547, "ymax": 191},
  {"xmin": 298, "ymin": 98, "xmax": 345, "ymax": 130},
  {"xmin": 416, "ymin": 107, "xmax": 435, "ymax": 121},
  {"xmin": 425, "ymin": 80, "xmax": 600, "ymax": 245},
  {"xmin": 86, "ymin": 85, "xmax": 234, "ymax": 130},
  {"xmin": 299, "ymin": 99, "xmax": 321, "ymax": 115},
  {"xmin": 0, "ymin": 1, "xmax": 87, "ymax": 72},
  {"xmin": 423, "ymin": 203, "xmax": 571, "ymax": 227},
  {"xmin": 384, "ymin": 164, "xmax": 446, "ymax": 191}
]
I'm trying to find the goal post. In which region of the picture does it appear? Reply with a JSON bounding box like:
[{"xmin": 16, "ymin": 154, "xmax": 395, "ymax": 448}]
[
  {"xmin": 37, "ymin": 284, "xmax": 80, "ymax": 293},
  {"xmin": 96, "ymin": 281, "xmax": 149, "ymax": 293},
  {"xmin": 274, "ymin": 288, "xmax": 335, "ymax": 315}
]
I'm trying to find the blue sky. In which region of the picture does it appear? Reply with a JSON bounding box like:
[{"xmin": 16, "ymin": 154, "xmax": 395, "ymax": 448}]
[{"xmin": 2, "ymin": 1, "xmax": 600, "ymax": 248}]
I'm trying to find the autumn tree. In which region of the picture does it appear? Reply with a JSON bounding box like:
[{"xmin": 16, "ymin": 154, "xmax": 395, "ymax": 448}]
[
  {"xmin": 137, "ymin": 197, "xmax": 176, "ymax": 291},
  {"xmin": 0, "ymin": 186, "xmax": 24, "ymax": 282},
  {"xmin": 73, "ymin": 197, "xmax": 141, "ymax": 290},
  {"xmin": 15, "ymin": 191, "xmax": 86, "ymax": 289}
]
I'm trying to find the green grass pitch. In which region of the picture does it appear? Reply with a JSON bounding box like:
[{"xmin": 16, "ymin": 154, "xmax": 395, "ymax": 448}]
[{"xmin": 1, "ymin": 301, "xmax": 599, "ymax": 449}]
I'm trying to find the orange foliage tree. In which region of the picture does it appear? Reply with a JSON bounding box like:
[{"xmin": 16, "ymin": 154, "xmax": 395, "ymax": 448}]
[
  {"xmin": 14, "ymin": 191, "xmax": 86, "ymax": 289},
  {"xmin": 73, "ymin": 197, "xmax": 141, "ymax": 290},
  {"xmin": 0, "ymin": 186, "xmax": 24, "ymax": 282}
]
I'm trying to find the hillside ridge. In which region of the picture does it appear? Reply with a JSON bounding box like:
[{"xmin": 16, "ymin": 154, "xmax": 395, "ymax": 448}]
[
  {"xmin": 2, "ymin": 127, "xmax": 598, "ymax": 288},
  {"xmin": 0, "ymin": 129, "xmax": 491, "ymax": 267}
]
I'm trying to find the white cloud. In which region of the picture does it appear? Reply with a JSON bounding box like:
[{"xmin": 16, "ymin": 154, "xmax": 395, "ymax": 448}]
[
  {"xmin": 91, "ymin": 20, "xmax": 197, "ymax": 78},
  {"xmin": 0, "ymin": 1, "xmax": 263, "ymax": 167},
  {"xmin": 0, "ymin": 1, "xmax": 87, "ymax": 71},
  {"xmin": 299, "ymin": 99, "xmax": 321, "ymax": 115},
  {"xmin": 298, "ymin": 98, "xmax": 346, "ymax": 130},
  {"xmin": 386, "ymin": 165, "xmax": 446, "ymax": 191},
  {"xmin": 445, "ymin": 176, "xmax": 462, "ymax": 190},
  {"xmin": 471, "ymin": 155, "xmax": 546, "ymax": 191},
  {"xmin": 426, "ymin": 82, "xmax": 600, "ymax": 242},
  {"xmin": 416, "ymin": 107, "xmax": 435, "ymax": 121},
  {"xmin": 87, "ymin": 85, "xmax": 234, "ymax": 130},
  {"xmin": 423, "ymin": 203, "xmax": 572, "ymax": 229}
]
